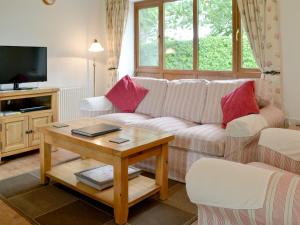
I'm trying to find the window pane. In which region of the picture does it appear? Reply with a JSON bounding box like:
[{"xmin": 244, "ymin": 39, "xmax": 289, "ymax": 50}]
[
  {"xmin": 198, "ymin": 0, "xmax": 233, "ymax": 71},
  {"xmin": 164, "ymin": 0, "xmax": 193, "ymax": 70},
  {"xmin": 241, "ymin": 27, "xmax": 258, "ymax": 69},
  {"xmin": 139, "ymin": 7, "xmax": 159, "ymax": 67}
]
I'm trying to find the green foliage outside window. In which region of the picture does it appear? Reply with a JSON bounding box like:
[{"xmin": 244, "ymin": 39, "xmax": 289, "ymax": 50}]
[{"xmin": 138, "ymin": 0, "xmax": 257, "ymax": 70}]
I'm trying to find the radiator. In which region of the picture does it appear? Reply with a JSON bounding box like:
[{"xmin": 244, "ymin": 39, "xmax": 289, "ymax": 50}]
[{"xmin": 59, "ymin": 87, "xmax": 89, "ymax": 121}]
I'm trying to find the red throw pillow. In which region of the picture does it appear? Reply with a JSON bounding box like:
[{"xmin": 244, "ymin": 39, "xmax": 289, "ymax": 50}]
[
  {"xmin": 221, "ymin": 81, "xmax": 259, "ymax": 128},
  {"xmin": 105, "ymin": 75, "xmax": 148, "ymax": 113}
]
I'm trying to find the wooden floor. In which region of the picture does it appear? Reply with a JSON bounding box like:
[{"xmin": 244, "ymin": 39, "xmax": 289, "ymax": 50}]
[
  {"xmin": 0, "ymin": 200, "xmax": 31, "ymax": 225},
  {"xmin": 0, "ymin": 149, "xmax": 79, "ymax": 181}
]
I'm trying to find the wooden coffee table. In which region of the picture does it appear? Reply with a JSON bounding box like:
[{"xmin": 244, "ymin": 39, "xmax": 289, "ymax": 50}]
[{"xmin": 39, "ymin": 118, "xmax": 174, "ymax": 225}]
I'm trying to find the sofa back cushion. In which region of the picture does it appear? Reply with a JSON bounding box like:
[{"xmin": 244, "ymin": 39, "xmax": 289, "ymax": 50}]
[
  {"xmin": 161, "ymin": 79, "xmax": 208, "ymax": 123},
  {"xmin": 132, "ymin": 77, "xmax": 168, "ymax": 117},
  {"xmin": 202, "ymin": 80, "xmax": 246, "ymax": 124}
]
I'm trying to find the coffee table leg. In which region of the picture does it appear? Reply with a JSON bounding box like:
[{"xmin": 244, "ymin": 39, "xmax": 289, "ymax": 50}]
[
  {"xmin": 40, "ymin": 134, "xmax": 51, "ymax": 185},
  {"xmin": 156, "ymin": 143, "xmax": 169, "ymax": 200},
  {"xmin": 113, "ymin": 156, "xmax": 129, "ymax": 225}
]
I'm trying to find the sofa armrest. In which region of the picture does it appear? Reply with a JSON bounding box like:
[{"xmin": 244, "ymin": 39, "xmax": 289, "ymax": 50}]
[
  {"xmin": 226, "ymin": 105, "xmax": 285, "ymax": 138},
  {"xmin": 224, "ymin": 105, "xmax": 285, "ymax": 163},
  {"xmin": 226, "ymin": 114, "xmax": 268, "ymax": 138},
  {"xmin": 80, "ymin": 96, "xmax": 113, "ymax": 117}
]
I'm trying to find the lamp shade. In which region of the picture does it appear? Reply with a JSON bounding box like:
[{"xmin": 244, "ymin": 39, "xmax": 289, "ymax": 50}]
[{"xmin": 88, "ymin": 39, "xmax": 104, "ymax": 52}]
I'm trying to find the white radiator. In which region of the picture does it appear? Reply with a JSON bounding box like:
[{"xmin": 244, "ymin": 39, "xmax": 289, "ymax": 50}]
[{"xmin": 59, "ymin": 87, "xmax": 89, "ymax": 121}]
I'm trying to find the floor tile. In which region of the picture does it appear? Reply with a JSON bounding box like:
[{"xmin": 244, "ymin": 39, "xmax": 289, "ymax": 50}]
[
  {"xmin": 8, "ymin": 184, "xmax": 77, "ymax": 218},
  {"xmin": 36, "ymin": 200, "xmax": 112, "ymax": 225}
]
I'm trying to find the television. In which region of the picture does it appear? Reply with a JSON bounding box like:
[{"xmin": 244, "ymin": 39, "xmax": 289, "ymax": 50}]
[{"xmin": 0, "ymin": 46, "xmax": 47, "ymax": 90}]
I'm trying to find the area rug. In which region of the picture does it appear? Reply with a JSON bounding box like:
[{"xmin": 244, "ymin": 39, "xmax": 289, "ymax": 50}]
[{"xmin": 0, "ymin": 171, "xmax": 197, "ymax": 225}]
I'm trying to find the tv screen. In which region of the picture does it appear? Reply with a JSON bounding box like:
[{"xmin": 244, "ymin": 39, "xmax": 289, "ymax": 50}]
[{"xmin": 0, "ymin": 46, "xmax": 47, "ymax": 85}]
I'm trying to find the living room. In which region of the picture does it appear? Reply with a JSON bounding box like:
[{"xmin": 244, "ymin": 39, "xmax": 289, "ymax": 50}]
[{"xmin": 0, "ymin": 0, "xmax": 299, "ymax": 225}]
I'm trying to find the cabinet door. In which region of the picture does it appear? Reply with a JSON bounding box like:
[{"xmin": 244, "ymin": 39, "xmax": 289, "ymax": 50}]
[
  {"xmin": 1, "ymin": 117, "xmax": 29, "ymax": 153},
  {"xmin": 29, "ymin": 113, "xmax": 52, "ymax": 146}
]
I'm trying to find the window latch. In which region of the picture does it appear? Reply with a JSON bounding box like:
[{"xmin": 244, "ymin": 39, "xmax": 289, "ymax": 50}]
[{"xmin": 236, "ymin": 29, "xmax": 240, "ymax": 42}]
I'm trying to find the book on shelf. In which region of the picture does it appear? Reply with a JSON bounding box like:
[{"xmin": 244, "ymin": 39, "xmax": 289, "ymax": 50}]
[{"xmin": 74, "ymin": 165, "xmax": 142, "ymax": 191}]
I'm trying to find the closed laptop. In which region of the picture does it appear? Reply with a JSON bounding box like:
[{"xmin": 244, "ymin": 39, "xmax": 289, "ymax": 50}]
[{"xmin": 71, "ymin": 123, "xmax": 121, "ymax": 137}]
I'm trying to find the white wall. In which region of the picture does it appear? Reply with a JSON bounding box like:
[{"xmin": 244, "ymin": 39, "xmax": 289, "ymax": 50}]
[
  {"xmin": 280, "ymin": 1, "xmax": 300, "ymax": 121},
  {"xmin": 0, "ymin": 0, "xmax": 107, "ymax": 96}
]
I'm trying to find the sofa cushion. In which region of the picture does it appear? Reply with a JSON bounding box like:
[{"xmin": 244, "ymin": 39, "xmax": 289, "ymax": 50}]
[
  {"xmin": 96, "ymin": 113, "xmax": 152, "ymax": 125},
  {"xmin": 221, "ymin": 80, "xmax": 259, "ymax": 128},
  {"xmin": 202, "ymin": 80, "xmax": 246, "ymax": 124},
  {"xmin": 132, "ymin": 77, "xmax": 168, "ymax": 117},
  {"xmin": 171, "ymin": 124, "xmax": 226, "ymax": 157},
  {"xmin": 130, "ymin": 117, "xmax": 196, "ymax": 133},
  {"xmin": 105, "ymin": 75, "xmax": 149, "ymax": 112},
  {"xmin": 161, "ymin": 79, "xmax": 208, "ymax": 123}
]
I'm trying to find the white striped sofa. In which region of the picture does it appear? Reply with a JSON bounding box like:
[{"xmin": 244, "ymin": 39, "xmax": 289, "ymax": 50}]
[{"xmin": 80, "ymin": 77, "xmax": 285, "ymax": 182}]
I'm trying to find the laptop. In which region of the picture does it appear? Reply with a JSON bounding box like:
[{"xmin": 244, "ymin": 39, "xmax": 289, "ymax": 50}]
[{"xmin": 71, "ymin": 123, "xmax": 121, "ymax": 137}]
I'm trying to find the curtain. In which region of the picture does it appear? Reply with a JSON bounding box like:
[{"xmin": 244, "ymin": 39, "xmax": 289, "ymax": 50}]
[
  {"xmin": 237, "ymin": 0, "xmax": 282, "ymax": 108},
  {"xmin": 106, "ymin": 0, "xmax": 129, "ymax": 90}
]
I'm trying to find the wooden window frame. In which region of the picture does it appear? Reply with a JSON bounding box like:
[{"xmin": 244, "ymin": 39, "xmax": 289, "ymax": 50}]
[{"xmin": 134, "ymin": 0, "xmax": 260, "ymax": 78}]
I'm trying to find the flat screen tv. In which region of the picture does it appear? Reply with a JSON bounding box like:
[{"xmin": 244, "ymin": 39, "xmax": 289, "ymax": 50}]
[{"xmin": 0, "ymin": 46, "xmax": 47, "ymax": 90}]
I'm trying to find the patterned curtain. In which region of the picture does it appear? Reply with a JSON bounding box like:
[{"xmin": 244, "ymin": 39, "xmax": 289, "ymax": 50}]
[
  {"xmin": 106, "ymin": 0, "xmax": 129, "ymax": 90},
  {"xmin": 237, "ymin": 0, "xmax": 282, "ymax": 108}
]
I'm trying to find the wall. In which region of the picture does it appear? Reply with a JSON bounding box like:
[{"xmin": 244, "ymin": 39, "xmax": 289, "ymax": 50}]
[
  {"xmin": 280, "ymin": 1, "xmax": 300, "ymax": 121},
  {"xmin": 0, "ymin": 0, "xmax": 107, "ymax": 96}
]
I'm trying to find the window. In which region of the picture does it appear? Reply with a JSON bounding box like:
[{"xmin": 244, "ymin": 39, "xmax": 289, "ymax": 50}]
[
  {"xmin": 138, "ymin": 7, "xmax": 159, "ymax": 67},
  {"xmin": 164, "ymin": 0, "xmax": 193, "ymax": 70},
  {"xmin": 241, "ymin": 27, "xmax": 258, "ymax": 69},
  {"xmin": 198, "ymin": 0, "xmax": 232, "ymax": 71},
  {"xmin": 135, "ymin": 0, "xmax": 259, "ymax": 77}
]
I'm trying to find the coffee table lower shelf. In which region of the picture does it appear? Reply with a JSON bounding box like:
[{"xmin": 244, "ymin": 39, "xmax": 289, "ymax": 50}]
[{"xmin": 46, "ymin": 159, "xmax": 160, "ymax": 207}]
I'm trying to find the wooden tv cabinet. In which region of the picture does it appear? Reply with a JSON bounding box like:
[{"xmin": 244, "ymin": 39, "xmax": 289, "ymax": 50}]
[{"xmin": 0, "ymin": 88, "xmax": 59, "ymax": 162}]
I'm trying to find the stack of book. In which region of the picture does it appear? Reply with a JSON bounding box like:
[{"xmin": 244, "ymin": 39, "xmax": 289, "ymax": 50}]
[{"xmin": 75, "ymin": 165, "xmax": 142, "ymax": 191}]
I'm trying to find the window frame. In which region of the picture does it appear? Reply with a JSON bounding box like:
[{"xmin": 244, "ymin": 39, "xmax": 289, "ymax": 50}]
[{"xmin": 134, "ymin": 0, "xmax": 260, "ymax": 78}]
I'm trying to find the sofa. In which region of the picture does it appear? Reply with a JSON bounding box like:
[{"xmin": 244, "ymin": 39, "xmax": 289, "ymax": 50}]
[{"xmin": 80, "ymin": 77, "xmax": 285, "ymax": 182}]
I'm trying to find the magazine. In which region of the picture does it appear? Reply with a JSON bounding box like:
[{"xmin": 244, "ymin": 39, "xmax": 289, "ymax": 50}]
[{"xmin": 75, "ymin": 165, "xmax": 141, "ymax": 191}]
